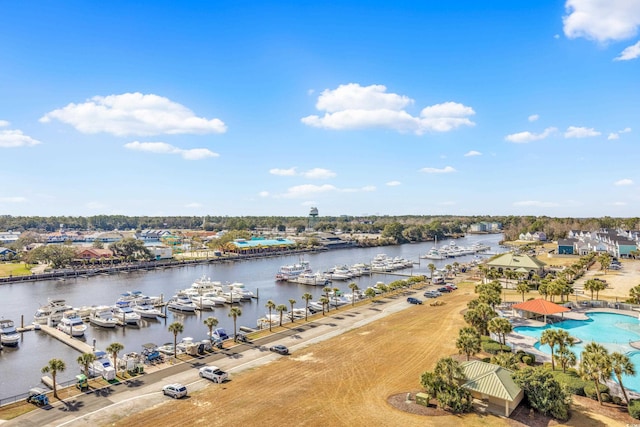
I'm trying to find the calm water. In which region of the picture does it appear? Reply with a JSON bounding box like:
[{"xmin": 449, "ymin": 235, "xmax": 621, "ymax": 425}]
[
  {"xmin": 514, "ymin": 312, "xmax": 640, "ymax": 392},
  {"xmin": 0, "ymin": 234, "xmax": 503, "ymax": 400}
]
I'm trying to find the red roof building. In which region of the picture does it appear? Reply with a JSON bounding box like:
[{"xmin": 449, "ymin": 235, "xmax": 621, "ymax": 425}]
[{"xmin": 511, "ymin": 298, "xmax": 570, "ymax": 323}]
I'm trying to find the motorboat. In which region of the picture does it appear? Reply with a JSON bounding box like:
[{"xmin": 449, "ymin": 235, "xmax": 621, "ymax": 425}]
[
  {"xmin": 229, "ymin": 282, "xmax": 254, "ymax": 300},
  {"xmin": 157, "ymin": 343, "xmax": 184, "ymax": 356},
  {"xmin": 200, "ymin": 292, "xmax": 227, "ymax": 306},
  {"xmin": 0, "ymin": 319, "xmax": 20, "ymax": 346},
  {"xmin": 421, "ymin": 247, "xmax": 444, "ymax": 260},
  {"xmin": 57, "ymin": 310, "xmax": 88, "ymax": 337},
  {"xmin": 112, "ymin": 301, "xmax": 142, "ymax": 325},
  {"xmin": 275, "ymin": 258, "xmax": 311, "ymax": 281},
  {"xmin": 188, "ymin": 275, "xmax": 223, "ymax": 295},
  {"xmin": 89, "ymin": 350, "xmax": 116, "ymax": 380},
  {"xmin": 33, "ymin": 299, "xmax": 72, "ymax": 326},
  {"xmin": 307, "ymin": 301, "xmax": 325, "ymax": 312},
  {"xmin": 327, "ymin": 266, "xmax": 353, "ymax": 281},
  {"xmin": 89, "ymin": 306, "xmax": 119, "ymax": 328},
  {"xmin": 296, "ymin": 272, "xmax": 331, "ymax": 286},
  {"xmin": 191, "ymin": 294, "xmax": 216, "ymax": 310},
  {"xmin": 167, "ymin": 292, "xmax": 197, "ymax": 312},
  {"xmin": 131, "ymin": 297, "xmax": 163, "ymax": 319},
  {"xmin": 210, "ymin": 327, "xmax": 229, "ymax": 341}
]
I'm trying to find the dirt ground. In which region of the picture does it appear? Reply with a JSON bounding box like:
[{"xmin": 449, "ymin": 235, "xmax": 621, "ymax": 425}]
[{"xmin": 109, "ymin": 276, "xmax": 636, "ymax": 427}]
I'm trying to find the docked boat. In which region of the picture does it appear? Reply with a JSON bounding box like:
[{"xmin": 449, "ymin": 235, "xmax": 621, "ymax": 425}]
[
  {"xmin": 295, "ymin": 272, "xmax": 331, "ymax": 286},
  {"xmin": 421, "ymin": 247, "xmax": 444, "ymax": 260},
  {"xmin": 112, "ymin": 301, "xmax": 142, "ymax": 325},
  {"xmin": 157, "ymin": 343, "xmax": 184, "ymax": 356},
  {"xmin": 167, "ymin": 292, "xmax": 197, "ymax": 312},
  {"xmin": 0, "ymin": 319, "xmax": 20, "ymax": 346},
  {"xmin": 327, "ymin": 266, "xmax": 354, "ymax": 281},
  {"xmin": 275, "ymin": 258, "xmax": 311, "ymax": 281},
  {"xmin": 229, "ymin": 282, "xmax": 254, "ymax": 300},
  {"xmin": 131, "ymin": 296, "xmax": 163, "ymax": 319},
  {"xmin": 57, "ymin": 310, "xmax": 88, "ymax": 337},
  {"xmin": 188, "ymin": 275, "xmax": 224, "ymax": 295},
  {"xmin": 200, "ymin": 292, "xmax": 227, "ymax": 306},
  {"xmin": 33, "ymin": 299, "xmax": 72, "ymax": 326},
  {"xmin": 89, "ymin": 306, "xmax": 119, "ymax": 328}
]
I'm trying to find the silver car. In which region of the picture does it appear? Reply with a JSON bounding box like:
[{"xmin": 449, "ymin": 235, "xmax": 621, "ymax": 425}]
[{"xmin": 162, "ymin": 383, "xmax": 188, "ymax": 399}]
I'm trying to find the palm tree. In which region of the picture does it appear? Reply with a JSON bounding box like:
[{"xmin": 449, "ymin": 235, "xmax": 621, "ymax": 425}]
[
  {"xmin": 540, "ymin": 329, "xmax": 560, "ymax": 371},
  {"xmin": 515, "ymin": 282, "xmax": 529, "ymax": 302},
  {"xmin": 364, "ymin": 287, "xmax": 377, "ymax": 301},
  {"xmin": 228, "ymin": 306, "xmax": 242, "ymax": 341},
  {"xmin": 487, "ymin": 317, "xmax": 512, "ymax": 346},
  {"xmin": 456, "ymin": 327, "xmax": 481, "ymax": 361},
  {"xmin": 288, "ymin": 298, "xmax": 296, "ymax": 323},
  {"xmin": 106, "ymin": 342, "xmax": 124, "ymax": 377},
  {"xmin": 41, "ymin": 358, "xmax": 66, "ymax": 399},
  {"xmin": 580, "ymin": 342, "xmax": 611, "ymax": 405},
  {"xmin": 427, "ymin": 263, "xmax": 436, "ymax": 280},
  {"xmin": 203, "ymin": 316, "xmax": 219, "ymax": 343},
  {"xmin": 77, "ymin": 352, "xmax": 97, "ymax": 378},
  {"xmin": 168, "ymin": 321, "xmax": 184, "ymax": 360},
  {"xmin": 319, "ymin": 296, "xmax": 329, "ymax": 316},
  {"xmin": 265, "ymin": 299, "xmax": 276, "ymax": 331},
  {"xmin": 332, "ymin": 287, "xmax": 340, "ymax": 310},
  {"xmin": 322, "ymin": 286, "xmax": 332, "ymax": 312},
  {"xmin": 630, "ymin": 285, "xmax": 640, "ymax": 305},
  {"xmin": 610, "ymin": 351, "xmax": 636, "ymax": 405},
  {"xmin": 554, "ymin": 347, "xmax": 577, "ymax": 373},
  {"xmin": 301, "ymin": 292, "xmax": 313, "ymax": 322},
  {"xmin": 348, "ymin": 282, "xmax": 359, "ymax": 306},
  {"xmin": 276, "ymin": 304, "xmax": 287, "ymax": 326}
]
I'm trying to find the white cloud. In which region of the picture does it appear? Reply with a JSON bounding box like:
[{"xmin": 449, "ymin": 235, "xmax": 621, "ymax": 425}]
[
  {"xmin": 258, "ymin": 191, "xmax": 269, "ymax": 198},
  {"xmin": 40, "ymin": 92, "xmax": 227, "ymax": 136},
  {"xmin": 614, "ymin": 178, "xmax": 634, "ymax": 186},
  {"xmin": 608, "ymin": 133, "xmax": 620, "ymax": 140},
  {"xmin": 563, "ymin": 0, "xmax": 640, "ymax": 42},
  {"xmin": 386, "ymin": 181, "xmax": 401, "ymax": 186},
  {"xmin": 513, "ymin": 200, "xmax": 560, "ymax": 207},
  {"xmin": 301, "ymin": 83, "xmax": 475, "ymax": 134},
  {"xmin": 464, "ymin": 150, "xmax": 482, "ymax": 157},
  {"xmin": 420, "ymin": 166, "xmax": 456, "ymax": 174},
  {"xmin": 361, "ymin": 185, "xmax": 376, "ymax": 192},
  {"xmin": 0, "ymin": 120, "xmax": 10, "ymax": 127},
  {"xmin": 621, "ymin": 127, "xmax": 632, "ymax": 133},
  {"xmin": 281, "ymin": 184, "xmax": 337, "ymax": 198},
  {"xmin": 528, "ymin": 114, "xmax": 540, "ymax": 122},
  {"xmin": 124, "ymin": 141, "xmax": 219, "ymax": 160},
  {"xmin": 185, "ymin": 202, "xmax": 202, "ymax": 208},
  {"xmin": 615, "ymin": 40, "xmax": 640, "ymax": 60},
  {"xmin": 0, "ymin": 196, "xmax": 27, "ymax": 203},
  {"xmin": 564, "ymin": 126, "xmax": 601, "ymax": 138},
  {"xmin": 505, "ymin": 127, "xmax": 557, "ymax": 143},
  {"xmin": 269, "ymin": 167, "xmax": 298, "ymax": 176},
  {"xmin": 0, "ymin": 129, "xmax": 42, "ymax": 148},
  {"xmin": 302, "ymin": 168, "xmax": 336, "ymax": 179}
]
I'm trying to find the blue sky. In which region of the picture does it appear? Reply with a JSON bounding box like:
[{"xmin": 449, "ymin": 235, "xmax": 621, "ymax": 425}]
[{"xmin": 1, "ymin": 1, "xmax": 639, "ymax": 218}]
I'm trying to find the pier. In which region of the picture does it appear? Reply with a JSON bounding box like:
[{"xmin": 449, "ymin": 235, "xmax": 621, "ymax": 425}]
[{"xmin": 38, "ymin": 325, "xmax": 93, "ymax": 353}]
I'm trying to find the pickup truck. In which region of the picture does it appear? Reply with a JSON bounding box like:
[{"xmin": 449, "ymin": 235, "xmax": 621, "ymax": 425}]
[{"xmin": 199, "ymin": 366, "xmax": 229, "ymax": 383}]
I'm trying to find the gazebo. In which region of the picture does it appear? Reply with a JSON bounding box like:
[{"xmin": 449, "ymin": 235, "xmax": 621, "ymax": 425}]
[{"xmin": 511, "ymin": 298, "xmax": 570, "ymax": 324}]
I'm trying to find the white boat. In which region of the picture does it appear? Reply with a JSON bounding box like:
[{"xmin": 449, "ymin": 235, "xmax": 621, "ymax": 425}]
[
  {"xmin": 308, "ymin": 301, "xmax": 325, "ymax": 312},
  {"xmin": 327, "ymin": 266, "xmax": 354, "ymax": 281},
  {"xmin": 131, "ymin": 299, "xmax": 163, "ymax": 319},
  {"xmin": 0, "ymin": 319, "xmax": 20, "ymax": 346},
  {"xmin": 112, "ymin": 302, "xmax": 142, "ymax": 325},
  {"xmin": 157, "ymin": 343, "xmax": 184, "ymax": 356},
  {"xmin": 421, "ymin": 247, "xmax": 444, "ymax": 260},
  {"xmin": 296, "ymin": 272, "xmax": 331, "ymax": 286},
  {"xmin": 189, "ymin": 276, "xmax": 223, "ymax": 295},
  {"xmin": 33, "ymin": 299, "xmax": 72, "ymax": 326},
  {"xmin": 167, "ymin": 293, "xmax": 197, "ymax": 312},
  {"xmin": 89, "ymin": 350, "xmax": 116, "ymax": 380},
  {"xmin": 275, "ymin": 258, "xmax": 311, "ymax": 281},
  {"xmin": 229, "ymin": 282, "xmax": 254, "ymax": 300},
  {"xmin": 57, "ymin": 310, "xmax": 88, "ymax": 337},
  {"xmin": 191, "ymin": 294, "xmax": 216, "ymax": 310},
  {"xmin": 89, "ymin": 306, "xmax": 119, "ymax": 328},
  {"xmin": 200, "ymin": 292, "xmax": 227, "ymax": 306}
]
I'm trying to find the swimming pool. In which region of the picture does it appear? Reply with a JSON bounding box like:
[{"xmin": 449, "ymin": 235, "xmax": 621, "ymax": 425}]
[{"xmin": 513, "ymin": 312, "xmax": 640, "ymax": 392}]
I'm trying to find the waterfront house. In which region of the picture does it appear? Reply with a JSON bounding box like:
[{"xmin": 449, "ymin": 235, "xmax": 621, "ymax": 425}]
[
  {"xmin": 557, "ymin": 238, "xmax": 577, "ymax": 255},
  {"xmin": 0, "ymin": 247, "xmax": 17, "ymax": 260},
  {"xmin": 485, "ymin": 253, "xmax": 546, "ymax": 277}
]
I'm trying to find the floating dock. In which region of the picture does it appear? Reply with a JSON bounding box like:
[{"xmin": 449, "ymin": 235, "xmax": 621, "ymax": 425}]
[{"xmin": 38, "ymin": 325, "xmax": 93, "ymax": 353}]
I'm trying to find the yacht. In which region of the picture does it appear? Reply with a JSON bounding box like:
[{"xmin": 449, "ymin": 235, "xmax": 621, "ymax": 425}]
[
  {"xmin": 33, "ymin": 299, "xmax": 72, "ymax": 326},
  {"xmin": 200, "ymin": 292, "xmax": 227, "ymax": 306},
  {"xmin": 167, "ymin": 292, "xmax": 197, "ymax": 312},
  {"xmin": 131, "ymin": 298, "xmax": 163, "ymax": 319},
  {"xmin": 57, "ymin": 310, "xmax": 88, "ymax": 337},
  {"xmin": 188, "ymin": 275, "xmax": 223, "ymax": 295},
  {"xmin": 89, "ymin": 306, "xmax": 119, "ymax": 328},
  {"xmin": 421, "ymin": 247, "xmax": 444, "ymax": 260},
  {"xmin": 229, "ymin": 282, "xmax": 254, "ymax": 300},
  {"xmin": 296, "ymin": 272, "xmax": 331, "ymax": 286},
  {"xmin": 0, "ymin": 319, "xmax": 20, "ymax": 346},
  {"xmin": 112, "ymin": 301, "xmax": 142, "ymax": 325},
  {"xmin": 275, "ymin": 258, "xmax": 311, "ymax": 281}
]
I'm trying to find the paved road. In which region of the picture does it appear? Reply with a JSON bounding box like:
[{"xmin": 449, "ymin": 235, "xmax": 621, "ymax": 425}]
[{"xmin": 3, "ymin": 290, "xmax": 419, "ymax": 427}]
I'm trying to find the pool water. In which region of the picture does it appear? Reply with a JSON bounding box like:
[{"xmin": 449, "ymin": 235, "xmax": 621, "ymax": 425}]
[{"xmin": 514, "ymin": 312, "xmax": 640, "ymax": 392}]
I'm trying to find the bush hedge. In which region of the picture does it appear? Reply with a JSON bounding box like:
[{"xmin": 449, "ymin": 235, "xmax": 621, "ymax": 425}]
[
  {"xmin": 480, "ymin": 337, "xmax": 511, "ymax": 354},
  {"xmin": 629, "ymin": 400, "xmax": 640, "ymax": 419},
  {"xmin": 551, "ymin": 370, "xmax": 587, "ymax": 396},
  {"xmin": 584, "ymin": 383, "xmax": 609, "ymax": 401}
]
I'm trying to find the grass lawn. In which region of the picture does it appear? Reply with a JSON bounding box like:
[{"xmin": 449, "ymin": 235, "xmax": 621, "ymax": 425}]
[{"xmin": 0, "ymin": 262, "xmax": 32, "ymax": 278}]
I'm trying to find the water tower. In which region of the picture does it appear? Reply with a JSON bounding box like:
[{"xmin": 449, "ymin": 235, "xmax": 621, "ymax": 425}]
[{"xmin": 308, "ymin": 207, "xmax": 319, "ymax": 229}]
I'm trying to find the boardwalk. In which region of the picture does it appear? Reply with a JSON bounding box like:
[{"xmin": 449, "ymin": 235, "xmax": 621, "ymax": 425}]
[{"xmin": 38, "ymin": 325, "xmax": 93, "ymax": 353}]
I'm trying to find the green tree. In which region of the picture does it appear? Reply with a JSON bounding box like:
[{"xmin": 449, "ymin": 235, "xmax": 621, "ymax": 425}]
[
  {"xmin": 540, "ymin": 329, "xmax": 560, "ymax": 371},
  {"xmin": 580, "ymin": 342, "xmax": 612, "ymax": 405},
  {"xmin": 265, "ymin": 299, "xmax": 276, "ymax": 331},
  {"xmin": 168, "ymin": 321, "xmax": 184, "ymax": 359},
  {"xmin": 228, "ymin": 307, "xmax": 242, "ymax": 341},
  {"xmin": 584, "ymin": 279, "xmax": 605, "ymax": 301},
  {"xmin": 322, "ymin": 286, "xmax": 332, "ymax": 312},
  {"xmin": 77, "ymin": 352, "xmax": 97, "ymax": 378},
  {"xmin": 364, "ymin": 287, "xmax": 377, "ymax": 300},
  {"xmin": 490, "ymin": 352, "xmax": 520, "ymax": 370},
  {"xmin": 630, "ymin": 285, "xmax": 640, "ymax": 305},
  {"xmin": 487, "ymin": 317, "xmax": 512, "ymax": 346},
  {"xmin": 106, "ymin": 342, "xmax": 124, "ymax": 378},
  {"xmin": 515, "ymin": 282, "xmax": 529, "ymax": 302},
  {"xmin": 41, "ymin": 358, "xmax": 66, "ymax": 399},
  {"xmin": 276, "ymin": 304, "xmax": 287, "ymax": 326},
  {"xmin": 301, "ymin": 293, "xmax": 313, "ymax": 322},
  {"xmin": 598, "ymin": 253, "xmax": 612, "ymax": 274},
  {"xmin": 204, "ymin": 316, "xmax": 219, "ymax": 343},
  {"xmin": 319, "ymin": 296, "xmax": 329, "ymax": 315},
  {"xmin": 108, "ymin": 237, "xmax": 153, "ymax": 261},
  {"xmin": 456, "ymin": 326, "xmax": 481, "ymax": 361},
  {"xmin": 512, "ymin": 367, "xmax": 570, "ymax": 421},
  {"xmin": 610, "ymin": 351, "xmax": 635, "ymax": 405},
  {"xmin": 463, "ymin": 302, "xmax": 496, "ymax": 336},
  {"xmin": 348, "ymin": 282, "xmax": 359, "ymax": 307},
  {"xmin": 288, "ymin": 298, "xmax": 296, "ymax": 323},
  {"xmin": 427, "ymin": 263, "xmax": 437, "ymax": 280},
  {"xmin": 554, "ymin": 347, "xmax": 577, "ymax": 374}
]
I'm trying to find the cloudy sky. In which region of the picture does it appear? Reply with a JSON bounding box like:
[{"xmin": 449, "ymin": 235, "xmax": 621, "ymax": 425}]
[{"xmin": 1, "ymin": 1, "xmax": 639, "ymax": 217}]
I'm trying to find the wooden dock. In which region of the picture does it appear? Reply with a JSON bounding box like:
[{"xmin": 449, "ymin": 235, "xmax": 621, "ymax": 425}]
[{"xmin": 39, "ymin": 325, "xmax": 93, "ymax": 353}]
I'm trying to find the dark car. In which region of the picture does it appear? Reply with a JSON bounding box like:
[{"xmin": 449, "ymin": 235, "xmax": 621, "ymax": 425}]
[
  {"xmin": 269, "ymin": 344, "xmax": 289, "ymax": 355},
  {"xmin": 407, "ymin": 297, "xmax": 423, "ymax": 305},
  {"xmin": 443, "ymin": 285, "xmax": 456, "ymax": 292},
  {"xmin": 437, "ymin": 286, "xmax": 452, "ymax": 293}
]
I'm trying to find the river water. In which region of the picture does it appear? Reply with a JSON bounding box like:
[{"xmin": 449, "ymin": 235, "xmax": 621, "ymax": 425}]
[{"xmin": 0, "ymin": 233, "xmax": 503, "ymax": 401}]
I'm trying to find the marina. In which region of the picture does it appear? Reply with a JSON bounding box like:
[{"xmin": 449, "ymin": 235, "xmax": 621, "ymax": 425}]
[{"xmin": 0, "ymin": 234, "xmax": 504, "ymax": 402}]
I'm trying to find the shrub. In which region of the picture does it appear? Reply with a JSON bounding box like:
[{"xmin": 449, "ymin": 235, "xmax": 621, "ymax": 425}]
[
  {"xmin": 480, "ymin": 338, "xmax": 511, "ymax": 354},
  {"xmin": 601, "ymin": 393, "xmax": 611, "ymax": 403},
  {"xmin": 481, "ymin": 357, "xmax": 491, "ymax": 363},
  {"xmin": 524, "ymin": 352, "xmax": 535, "ymax": 364},
  {"xmin": 522, "ymin": 355, "xmax": 534, "ymax": 366},
  {"xmin": 611, "ymin": 395, "xmax": 622, "ymax": 405},
  {"xmin": 551, "ymin": 370, "xmax": 587, "ymax": 396},
  {"xmin": 584, "ymin": 383, "xmax": 609, "ymax": 401},
  {"xmin": 629, "ymin": 400, "xmax": 640, "ymax": 419}
]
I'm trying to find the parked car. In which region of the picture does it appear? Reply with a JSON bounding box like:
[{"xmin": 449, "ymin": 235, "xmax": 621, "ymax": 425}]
[
  {"xmin": 162, "ymin": 383, "xmax": 188, "ymax": 399},
  {"xmin": 443, "ymin": 285, "xmax": 456, "ymax": 292},
  {"xmin": 437, "ymin": 286, "xmax": 452, "ymax": 293},
  {"xmin": 423, "ymin": 291, "xmax": 441, "ymax": 298},
  {"xmin": 445, "ymin": 283, "xmax": 458, "ymax": 290},
  {"xmin": 269, "ymin": 344, "xmax": 289, "ymax": 355},
  {"xmin": 407, "ymin": 297, "xmax": 423, "ymax": 305},
  {"xmin": 199, "ymin": 366, "xmax": 229, "ymax": 383}
]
